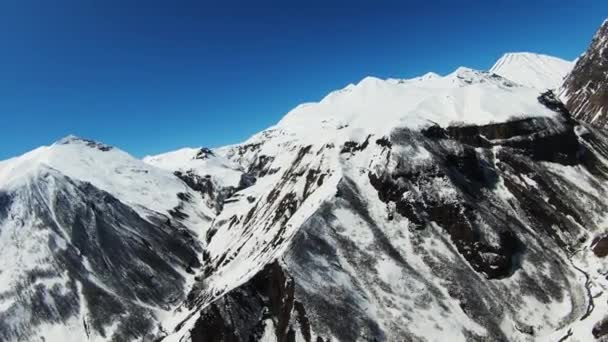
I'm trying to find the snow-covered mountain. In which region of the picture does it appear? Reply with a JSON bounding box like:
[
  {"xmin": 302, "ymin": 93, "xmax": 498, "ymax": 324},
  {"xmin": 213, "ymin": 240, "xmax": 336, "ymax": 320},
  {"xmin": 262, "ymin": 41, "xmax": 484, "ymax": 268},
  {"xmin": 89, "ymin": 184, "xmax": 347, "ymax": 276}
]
[
  {"xmin": 3, "ymin": 35, "xmax": 608, "ymax": 342},
  {"xmin": 560, "ymin": 19, "xmax": 608, "ymax": 129},
  {"xmin": 490, "ymin": 52, "xmax": 573, "ymax": 90},
  {"xmin": 146, "ymin": 56, "xmax": 608, "ymax": 341},
  {"xmin": 0, "ymin": 136, "xmax": 215, "ymax": 341}
]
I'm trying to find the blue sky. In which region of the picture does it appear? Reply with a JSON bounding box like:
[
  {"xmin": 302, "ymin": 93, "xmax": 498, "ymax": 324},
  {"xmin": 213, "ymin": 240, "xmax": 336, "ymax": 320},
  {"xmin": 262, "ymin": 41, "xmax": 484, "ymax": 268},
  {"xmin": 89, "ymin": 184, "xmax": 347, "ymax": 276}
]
[{"xmin": 1, "ymin": 1, "xmax": 607, "ymax": 159}]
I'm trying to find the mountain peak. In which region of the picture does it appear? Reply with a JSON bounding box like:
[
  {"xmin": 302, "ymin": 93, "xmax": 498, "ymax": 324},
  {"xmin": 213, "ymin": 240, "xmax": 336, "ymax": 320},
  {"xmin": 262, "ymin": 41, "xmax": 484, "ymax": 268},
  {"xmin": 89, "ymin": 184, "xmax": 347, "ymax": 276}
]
[
  {"xmin": 448, "ymin": 66, "xmax": 482, "ymax": 78},
  {"xmin": 55, "ymin": 134, "xmax": 83, "ymax": 144},
  {"xmin": 54, "ymin": 134, "xmax": 114, "ymax": 151},
  {"xmin": 490, "ymin": 52, "xmax": 572, "ymax": 90},
  {"xmin": 0, "ymin": 135, "xmax": 192, "ymax": 215}
]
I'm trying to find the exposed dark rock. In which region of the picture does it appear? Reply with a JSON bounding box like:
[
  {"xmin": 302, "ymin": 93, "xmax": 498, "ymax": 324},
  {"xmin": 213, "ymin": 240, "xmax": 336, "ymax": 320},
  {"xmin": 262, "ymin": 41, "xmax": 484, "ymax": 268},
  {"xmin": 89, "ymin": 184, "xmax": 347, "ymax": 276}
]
[
  {"xmin": 169, "ymin": 203, "xmax": 189, "ymax": 220},
  {"xmin": 236, "ymin": 142, "xmax": 263, "ymax": 158},
  {"xmin": 194, "ymin": 147, "xmax": 215, "ymax": 160},
  {"xmin": 238, "ymin": 173, "xmax": 257, "ymax": 190},
  {"xmin": 368, "ymin": 113, "xmax": 607, "ymax": 280},
  {"xmin": 446, "ymin": 116, "xmax": 584, "ymax": 166},
  {"xmin": 303, "ymin": 169, "xmax": 322, "ymax": 199},
  {"xmin": 58, "ymin": 136, "xmax": 114, "ymax": 151},
  {"xmin": 561, "ymin": 19, "xmax": 608, "ymax": 129},
  {"xmin": 592, "ymin": 236, "xmax": 608, "ymax": 258},
  {"xmin": 175, "ymin": 170, "xmax": 237, "ymax": 213},
  {"xmin": 375, "ymin": 136, "xmax": 392, "ymax": 148},
  {"xmin": 421, "ymin": 124, "xmax": 449, "ymax": 140},
  {"xmin": 248, "ymin": 155, "xmax": 276, "ymax": 178},
  {"xmin": 341, "ymin": 135, "xmax": 372, "ymax": 154},
  {"xmin": 190, "ymin": 262, "xmax": 314, "ymax": 342},
  {"xmin": 538, "ymin": 91, "xmax": 572, "ymax": 119},
  {"xmin": 370, "ymin": 161, "xmax": 522, "ymax": 279},
  {"xmin": 0, "ymin": 191, "xmax": 12, "ymax": 221},
  {"xmin": 593, "ymin": 316, "xmax": 608, "ymax": 339},
  {"xmin": 206, "ymin": 228, "xmax": 218, "ymax": 244}
]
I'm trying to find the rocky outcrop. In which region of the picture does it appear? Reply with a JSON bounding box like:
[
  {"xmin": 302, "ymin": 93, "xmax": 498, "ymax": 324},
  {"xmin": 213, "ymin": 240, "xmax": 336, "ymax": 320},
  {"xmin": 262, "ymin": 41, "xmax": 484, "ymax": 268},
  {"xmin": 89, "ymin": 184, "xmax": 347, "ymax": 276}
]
[
  {"xmin": 561, "ymin": 19, "xmax": 608, "ymax": 129},
  {"xmin": 592, "ymin": 236, "xmax": 608, "ymax": 258},
  {"xmin": 190, "ymin": 262, "xmax": 317, "ymax": 342}
]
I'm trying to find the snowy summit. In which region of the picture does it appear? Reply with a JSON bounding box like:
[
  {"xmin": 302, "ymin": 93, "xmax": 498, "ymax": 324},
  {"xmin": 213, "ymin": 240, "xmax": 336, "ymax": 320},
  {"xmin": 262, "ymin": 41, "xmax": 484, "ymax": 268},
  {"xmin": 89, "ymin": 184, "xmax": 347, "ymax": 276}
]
[{"xmin": 490, "ymin": 52, "xmax": 573, "ymax": 90}]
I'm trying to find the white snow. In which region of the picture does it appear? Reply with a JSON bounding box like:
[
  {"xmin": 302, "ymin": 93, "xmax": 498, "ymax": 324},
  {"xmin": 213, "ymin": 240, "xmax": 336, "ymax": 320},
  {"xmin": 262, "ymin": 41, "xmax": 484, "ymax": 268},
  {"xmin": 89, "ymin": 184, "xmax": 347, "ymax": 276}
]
[
  {"xmin": 273, "ymin": 66, "xmax": 559, "ymax": 145},
  {"xmin": 0, "ymin": 136, "xmax": 196, "ymax": 215},
  {"xmin": 490, "ymin": 52, "xmax": 573, "ymax": 90},
  {"xmin": 143, "ymin": 147, "xmax": 243, "ymax": 188}
]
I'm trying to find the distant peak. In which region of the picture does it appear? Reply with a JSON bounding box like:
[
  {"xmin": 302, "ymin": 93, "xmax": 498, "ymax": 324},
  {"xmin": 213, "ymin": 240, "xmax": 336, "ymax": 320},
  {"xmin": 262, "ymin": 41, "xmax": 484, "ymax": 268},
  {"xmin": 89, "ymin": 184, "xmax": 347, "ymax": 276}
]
[
  {"xmin": 55, "ymin": 134, "xmax": 83, "ymax": 144},
  {"xmin": 490, "ymin": 52, "xmax": 573, "ymax": 90},
  {"xmin": 54, "ymin": 135, "xmax": 113, "ymax": 152},
  {"xmin": 447, "ymin": 66, "xmax": 485, "ymax": 80},
  {"xmin": 452, "ymin": 66, "xmax": 477, "ymax": 74},
  {"xmin": 494, "ymin": 52, "xmax": 570, "ymax": 65},
  {"xmin": 421, "ymin": 72, "xmax": 440, "ymax": 80},
  {"xmin": 357, "ymin": 76, "xmax": 384, "ymax": 87},
  {"xmin": 500, "ymin": 51, "xmax": 541, "ymax": 58}
]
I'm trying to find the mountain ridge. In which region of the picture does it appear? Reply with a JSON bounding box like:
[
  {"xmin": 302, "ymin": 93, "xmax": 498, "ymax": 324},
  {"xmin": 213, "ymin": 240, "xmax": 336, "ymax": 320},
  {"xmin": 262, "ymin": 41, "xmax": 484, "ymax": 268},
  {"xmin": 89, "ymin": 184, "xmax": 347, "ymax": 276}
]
[{"xmin": 2, "ymin": 47, "xmax": 608, "ymax": 342}]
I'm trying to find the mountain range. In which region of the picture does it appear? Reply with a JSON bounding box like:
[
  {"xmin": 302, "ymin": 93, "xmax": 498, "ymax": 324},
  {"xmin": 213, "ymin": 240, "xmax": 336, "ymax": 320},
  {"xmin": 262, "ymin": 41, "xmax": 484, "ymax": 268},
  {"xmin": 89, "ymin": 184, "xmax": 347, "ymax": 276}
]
[{"xmin": 2, "ymin": 18, "xmax": 608, "ymax": 342}]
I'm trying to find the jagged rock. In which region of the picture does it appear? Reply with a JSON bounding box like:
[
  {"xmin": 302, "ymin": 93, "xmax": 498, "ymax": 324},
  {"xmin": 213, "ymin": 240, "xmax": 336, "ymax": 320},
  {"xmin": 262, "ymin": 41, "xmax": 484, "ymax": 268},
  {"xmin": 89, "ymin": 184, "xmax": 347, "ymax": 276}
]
[
  {"xmin": 561, "ymin": 19, "xmax": 608, "ymax": 129},
  {"xmin": 194, "ymin": 147, "xmax": 215, "ymax": 160}
]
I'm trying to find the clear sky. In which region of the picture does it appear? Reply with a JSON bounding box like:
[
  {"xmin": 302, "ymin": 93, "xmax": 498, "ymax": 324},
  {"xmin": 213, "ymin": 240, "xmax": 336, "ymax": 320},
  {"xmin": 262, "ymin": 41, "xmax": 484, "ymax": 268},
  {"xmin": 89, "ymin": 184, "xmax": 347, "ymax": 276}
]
[{"xmin": 1, "ymin": 1, "xmax": 607, "ymax": 159}]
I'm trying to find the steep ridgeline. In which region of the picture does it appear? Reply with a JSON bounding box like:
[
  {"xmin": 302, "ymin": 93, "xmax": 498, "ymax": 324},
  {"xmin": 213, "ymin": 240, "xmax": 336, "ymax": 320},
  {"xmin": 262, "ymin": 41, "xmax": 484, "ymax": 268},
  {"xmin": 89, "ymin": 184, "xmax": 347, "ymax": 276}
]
[
  {"xmin": 148, "ymin": 66, "xmax": 608, "ymax": 341},
  {"xmin": 0, "ymin": 137, "xmax": 216, "ymax": 341},
  {"xmin": 561, "ymin": 19, "xmax": 608, "ymax": 129}
]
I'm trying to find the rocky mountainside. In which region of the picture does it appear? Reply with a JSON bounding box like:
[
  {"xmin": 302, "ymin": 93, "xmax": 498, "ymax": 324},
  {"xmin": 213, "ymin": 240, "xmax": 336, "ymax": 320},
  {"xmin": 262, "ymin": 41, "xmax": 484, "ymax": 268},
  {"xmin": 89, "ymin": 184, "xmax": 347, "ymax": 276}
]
[
  {"xmin": 2, "ymin": 28, "xmax": 608, "ymax": 342},
  {"xmin": 147, "ymin": 59, "xmax": 608, "ymax": 341},
  {"xmin": 561, "ymin": 19, "xmax": 608, "ymax": 129}
]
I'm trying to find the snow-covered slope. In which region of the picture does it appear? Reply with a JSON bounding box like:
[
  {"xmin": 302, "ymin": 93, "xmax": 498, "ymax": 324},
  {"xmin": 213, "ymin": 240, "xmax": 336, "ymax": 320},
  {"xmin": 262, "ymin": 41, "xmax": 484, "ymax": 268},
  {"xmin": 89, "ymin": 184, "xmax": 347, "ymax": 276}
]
[
  {"xmin": 143, "ymin": 147, "xmax": 243, "ymax": 189},
  {"xmin": 490, "ymin": 52, "xmax": 573, "ymax": 90},
  {"xmin": 0, "ymin": 136, "xmax": 214, "ymax": 341},
  {"xmin": 0, "ymin": 136, "xmax": 213, "ymax": 217},
  {"xmin": 274, "ymin": 67, "xmax": 558, "ymax": 143}
]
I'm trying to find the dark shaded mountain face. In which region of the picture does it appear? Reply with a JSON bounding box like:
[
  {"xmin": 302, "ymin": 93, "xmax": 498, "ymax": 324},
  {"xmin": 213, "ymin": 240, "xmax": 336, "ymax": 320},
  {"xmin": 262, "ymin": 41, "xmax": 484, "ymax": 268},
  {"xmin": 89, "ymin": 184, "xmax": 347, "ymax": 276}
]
[
  {"xmin": 163, "ymin": 92, "xmax": 608, "ymax": 342},
  {"xmin": 0, "ymin": 168, "xmax": 203, "ymax": 341},
  {"xmin": 561, "ymin": 19, "xmax": 608, "ymax": 129},
  {"xmin": 0, "ymin": 137, "xmax": 219, "ymax": 342}
]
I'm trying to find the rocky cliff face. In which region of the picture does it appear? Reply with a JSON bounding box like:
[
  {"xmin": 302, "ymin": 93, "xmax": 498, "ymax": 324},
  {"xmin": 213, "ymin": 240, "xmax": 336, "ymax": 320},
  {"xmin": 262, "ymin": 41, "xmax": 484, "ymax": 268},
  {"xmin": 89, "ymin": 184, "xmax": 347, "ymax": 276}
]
[{"xmin": 561, "ymin": 19, "xmax": 608, "ymax": 129}]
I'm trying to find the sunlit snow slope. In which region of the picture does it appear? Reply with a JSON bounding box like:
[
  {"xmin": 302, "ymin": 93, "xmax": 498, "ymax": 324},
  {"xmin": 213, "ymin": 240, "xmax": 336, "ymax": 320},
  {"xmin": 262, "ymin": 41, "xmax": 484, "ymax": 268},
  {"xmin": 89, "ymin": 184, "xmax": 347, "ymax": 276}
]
[{"xmin": 490, "ymin": 52, "xmax": 573, "ymax": 90}]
